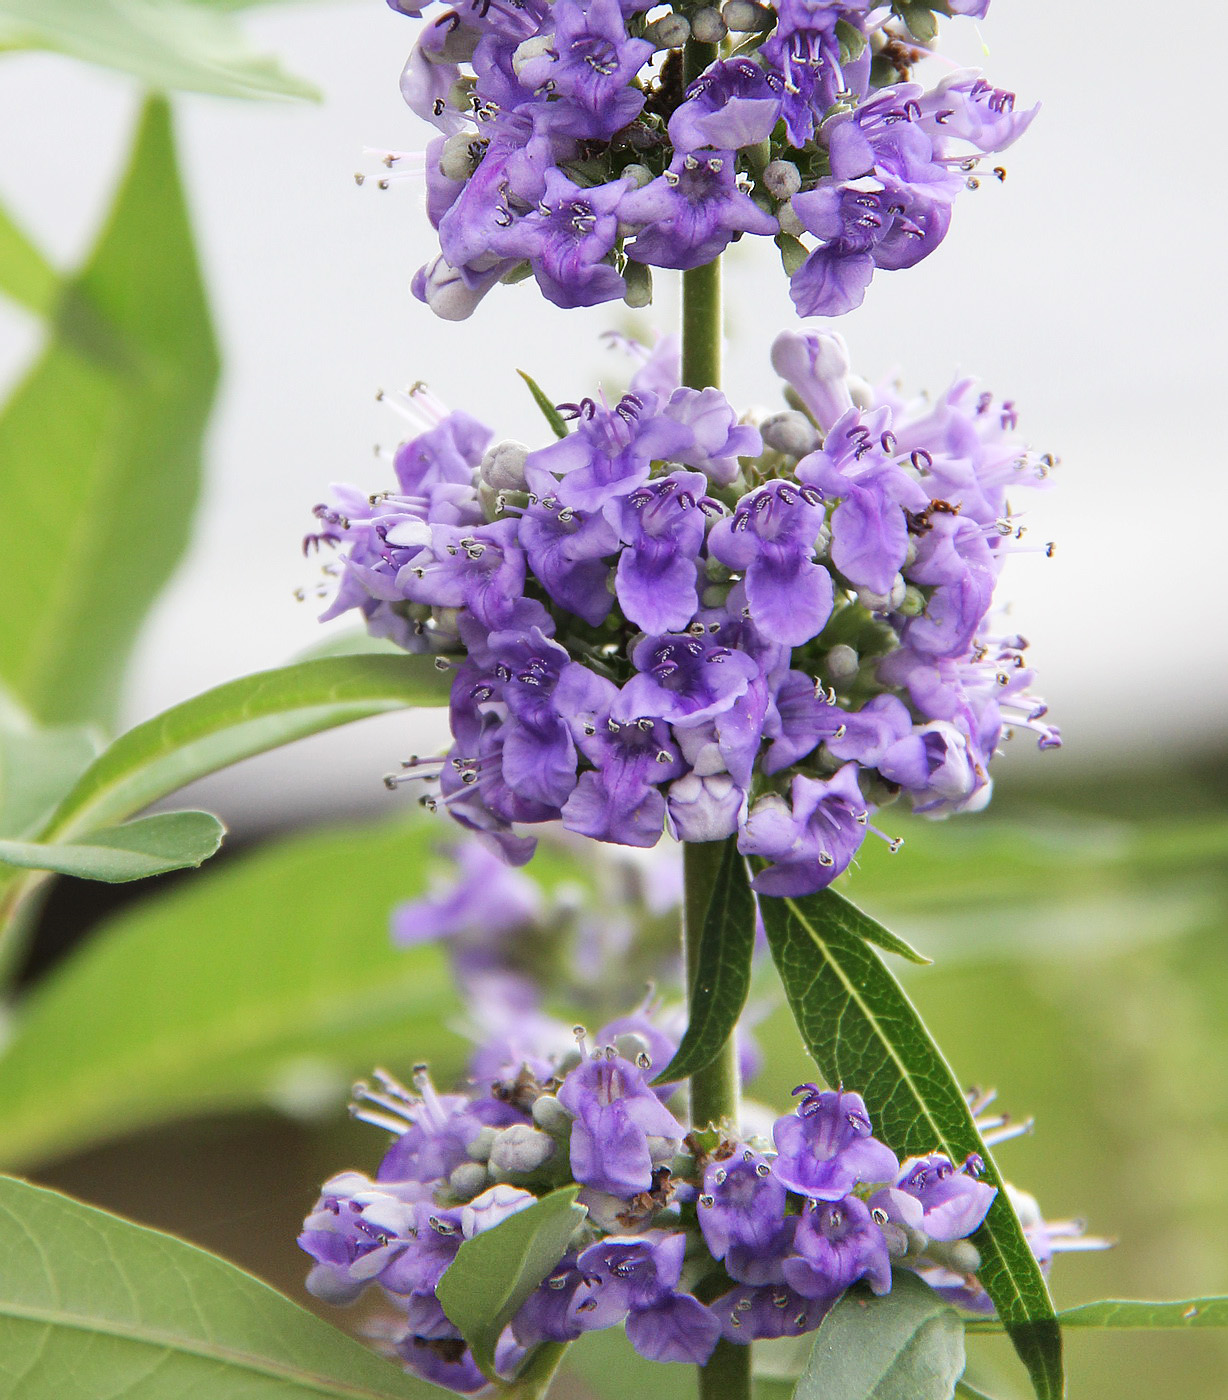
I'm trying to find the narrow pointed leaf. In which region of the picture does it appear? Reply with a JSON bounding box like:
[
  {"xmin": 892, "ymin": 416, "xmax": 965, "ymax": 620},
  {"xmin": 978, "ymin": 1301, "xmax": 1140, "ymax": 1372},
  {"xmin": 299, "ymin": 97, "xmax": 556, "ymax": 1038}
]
[
  {"xmin": 37, "ymin": 654, "xmax": 452, "ymax": 845},
  {"xmin": 759, "ymin": 889, "xmax": 1064, "ymax": 1400},
  {"xmin": 0, "ymin": 815, "xmax": 466, "ymax": 1170},
  {"xmin": 794, "ymin": 1272, "xmax": 965, "ymax": 1400},
  {"xmin": 967, "ymin": 1298, "xmax": 1228, "ymax": 1332},
  {"xmin": 518, "ymin": 370, "xmax": 569, "ymax": 440},
  {"xmin": 437, "ymin": 1187, "xmax": 587, "ymax": 1381},
  {"xmin": 821, "ymin": 886, "xmax": 930, "ymax": 965},
  {"xmin": 654, "ymin": 837, "xmax": 756, "ymax": 1085},
  {"xmin": 0, "ymin": 0, "xmax": 318, "ymax": 99},
  {"xmin": 0, "ymin": 200, "xmax": 58, "ymax": 316},
  {"xmin": 0, "ymin": 1176, "xmax": 452, "ymax": 1400},
  {"xmin": 0, "ymin": 809, "xmax": 224, "ymax": 882},
  {"xmin": 0, "ymin": 99, "xmax": 218, "ymax": 730}
]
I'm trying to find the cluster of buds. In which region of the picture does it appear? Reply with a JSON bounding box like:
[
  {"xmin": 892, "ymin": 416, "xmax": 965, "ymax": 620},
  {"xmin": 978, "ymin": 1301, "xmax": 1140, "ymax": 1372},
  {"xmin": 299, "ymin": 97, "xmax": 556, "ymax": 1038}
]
[
  {"xmin": 384, "ymin": 0, "xmax": 1036, "ymax": 318},
  {"xmin": 300, "ymin": 1005, "xmax": 1023, "ymax": 1392},
  {"xmin": 307, "ymin": 328, "xmax": 1058, "ymax": 895}
]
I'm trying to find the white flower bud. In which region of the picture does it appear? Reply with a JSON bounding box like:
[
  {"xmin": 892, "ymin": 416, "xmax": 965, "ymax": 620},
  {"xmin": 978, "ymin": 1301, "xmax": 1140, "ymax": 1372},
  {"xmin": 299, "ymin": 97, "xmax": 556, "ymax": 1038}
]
[
  {"xmin": 857, "ymin": 575, "xmax": 906, "ymax": 611},
  {"xmin": 449, "ymin": 1162, "xmax": 490, "ymax": 1199},
  {"xmin": 826, "ymin": 644, "xmax": 859, "ymax": 681},
  {"xmin": 763, "ymin": 160, "xmax": 802, "ymax": 200},
  {"xmin": 480, "ymin": 439, "xmax": 529, "ymax": 492},
  {"xmin": 531, "ymin": 1094, "xmax": 572, "ymax": 1134},
  {"xmin": 622, "ymin": 260, "xmax": 653, "ymax": 309},
  {"xmin": 722, "ymin": 0, "xmax": 769, "ymax": 32},
  {"xmin": 776, "ymin": 201, "xmax": 806, "ymax": 239},
  {"xmin": 898, "ymin": 584, "xmax": 927, "ymax": 617},
  {"xmin": 488, "ymin": 1123, "xmax": 556, "ymax": 1177},
  {"xmin": 760, "ymin": 410, "xmax": 820, "ymax": 458},
  {"xmin": 645, "ymin": 12, "xmax": 690, "ymax": 47},
  {"xmin": 466, "ymin": 1125, "xmax": 497, "ymax": 1162},
  {"xmin": 439, "ymin": 133, "xmax": 477, "ymax": 183},
  {"xmin": 621, "ymin": 163, "xmax": 655, "ymax": 189},
  {"xmin": 691, "ymin": 7, "xmax": 728, "ymax": 42}
]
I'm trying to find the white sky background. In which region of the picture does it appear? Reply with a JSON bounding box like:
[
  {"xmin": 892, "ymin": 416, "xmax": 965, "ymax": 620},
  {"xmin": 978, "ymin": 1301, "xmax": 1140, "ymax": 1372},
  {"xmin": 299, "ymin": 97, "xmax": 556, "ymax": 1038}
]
[{"xmin": 0, "ymin": 0, "xmax": 1224, "ymax": 832}]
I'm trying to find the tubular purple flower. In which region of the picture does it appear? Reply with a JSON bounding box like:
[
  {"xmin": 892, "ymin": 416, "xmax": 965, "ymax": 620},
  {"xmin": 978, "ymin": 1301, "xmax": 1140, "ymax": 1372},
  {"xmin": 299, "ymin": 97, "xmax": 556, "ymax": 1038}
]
[{"xmin": 770, "ymin": 1085, "xmax": 899, "ymax": 1200}]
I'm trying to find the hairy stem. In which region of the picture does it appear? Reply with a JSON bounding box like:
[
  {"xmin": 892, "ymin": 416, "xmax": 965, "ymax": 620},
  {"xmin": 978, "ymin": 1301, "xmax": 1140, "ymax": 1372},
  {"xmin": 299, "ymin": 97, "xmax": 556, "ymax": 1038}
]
[{"xmin": 681, "ymin": 233, "xmax": 748, "ymax": 1398}]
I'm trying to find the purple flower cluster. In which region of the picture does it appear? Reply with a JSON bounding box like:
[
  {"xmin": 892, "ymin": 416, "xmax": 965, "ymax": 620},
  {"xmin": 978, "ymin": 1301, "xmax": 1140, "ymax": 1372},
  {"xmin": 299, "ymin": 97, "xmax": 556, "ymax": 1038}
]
[
  {"xmin": 310, "ymin": 329, "xmax": 1058, "ymax": 895},
  {"xmin": 299, "ymin": 1009, "xmax": 1001, "ymax": 1392},
  {"xmin": 384, "ymin": 0, "xmax": 1035, "ymax": 318}
]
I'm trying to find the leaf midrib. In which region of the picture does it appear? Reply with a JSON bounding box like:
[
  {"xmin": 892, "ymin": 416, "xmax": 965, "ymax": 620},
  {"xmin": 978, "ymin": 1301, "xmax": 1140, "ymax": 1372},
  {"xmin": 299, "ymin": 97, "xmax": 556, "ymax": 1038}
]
[{"xmin": 0, "ymin": 1297, "xmax": 416, "ymax": 1400}]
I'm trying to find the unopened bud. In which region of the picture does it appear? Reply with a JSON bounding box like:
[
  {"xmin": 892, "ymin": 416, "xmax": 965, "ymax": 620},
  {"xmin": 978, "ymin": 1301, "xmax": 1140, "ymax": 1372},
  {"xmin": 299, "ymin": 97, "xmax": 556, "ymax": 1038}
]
[
  {"xmin": 826, "ymin": 644, "xmax": 859, "ymax": 681},
  {"xmin": 763, "ymin": 160, "xmax": 802, "ymax": 200},
  {"xmin": 622, "ymin": 259, "xmax": 653, "ymax": 309},
  {"xmin": 512, "ymin": 34, "xmax": 554, "ymax": 76},
  {"xmin": 466, "ymin": 1125, "xmax": 497, "ymax": 1162},
  {"xmin": 777, "ymin": 203, "xmax": 806, "ymax": 239},
  {"xmin": 857, "ymin": 575, "xmax": 906, "ymax": 611},
  {"xmin": 722, "ymin": 0, "xmax": 771, "ymax": 31},
  {"xmin": 621, "ymin": 163, "xmax": 655, "ymax": 190},
  {"xmin": 761, "ymin": 410, "xmax": 819, "ymax": 458},
  {"xmin": 439, "ymin": 132, "xmax": 477, "ymax": 183},
  {"xmin": 898, "ymin": 584, "xmax": 927, "ymax": 617},
  {"xmin": 531, "ymin": 1094, "xmax": 571, "ymax": 1134},
  {"xmin": 645, "ymin": 12, "xmax": 690, "ymax": 47},
  {"xmin": 480, "ymin": 440, "xmax": 529, "ymax": 492},
  {"xmin": 449, "ymin": 1162, "xmax": 490, "ymax": 1199},
  {"xmin": 488, "ymin": 1123, "xmax": 556, "ymax": 1177},
  {"xmin": 613, "ymin": 1032, "xmax": 652, "ymax": 1064},
  {"xmin": 691, "ymin": 7, "xmax": 728, "ymax": 42}
]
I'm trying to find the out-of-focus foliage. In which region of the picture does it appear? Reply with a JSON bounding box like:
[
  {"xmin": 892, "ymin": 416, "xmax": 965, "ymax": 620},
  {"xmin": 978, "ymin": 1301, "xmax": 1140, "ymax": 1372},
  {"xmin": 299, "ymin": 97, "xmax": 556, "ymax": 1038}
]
[
  {"xmin": 0, "ymin": 808, "xmax": 224, "ymax": 880},
  {"xmin": 0, "ymin": 98, "xmax": 217, "ymax": 732},
  {"xmin": 0, "ymin": 1175, "xmax": 452, "ymax": 1399},
  {"xmin": 0, "ymin": 0, "xmax": 318, "ymax": 99}
]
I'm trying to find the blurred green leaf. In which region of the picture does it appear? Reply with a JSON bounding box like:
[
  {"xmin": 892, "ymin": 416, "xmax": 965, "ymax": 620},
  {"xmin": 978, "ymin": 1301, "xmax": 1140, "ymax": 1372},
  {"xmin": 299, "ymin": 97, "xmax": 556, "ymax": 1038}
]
[
  {"xmin": 39, "ymin": 655, "xmax": 452, "ymax": 843},
  {"xmin": 0, "ymin": 808, "xmax": 223, "ymax": 881},
  {"xmin": 0, "ymin": 815, "xmax": 467, "ymax": 1169},
  {"xmin": 0, "ymin": 201, "xmax": 59, "ymax": 316},
  {"xmin": 559, "ymin": 1326, "xmax": 696, "ymax": 1399},
  {"xmin": 760, "ymin": 889, "xmax": 1063, "ymax": 1400},
  {"xmin": 966, "ymin": 1298, "xmax": 1228, "ymax": 1332},
  {"xmin": 0, "ymin": 0, "xmax": 318, "ymax": 99},
  {"xmin": 0, "ymin": 1175, "xmax": 452, "ymax": 1399},
  {"xmin": 794, "ymin": 1273, "xmax": 966, "ymax": 1400},
  {"xmin": 0, "ymin": 692, "xmax": 99, "ymax": 839},
  {"xmin": 437, "ymin": 1188, "xmax": 587, "ymax": 1381},
  {"xmin": 0, "ymin": 98, "xmax": 218, "ymax": 731},
  {"xmin": 955, "ymin": 1382, "xmax": 1002, "ymax": 1400},
  {"xmin": 654, "ymin": 837, "xmax": 755, "ymax": 1086}
]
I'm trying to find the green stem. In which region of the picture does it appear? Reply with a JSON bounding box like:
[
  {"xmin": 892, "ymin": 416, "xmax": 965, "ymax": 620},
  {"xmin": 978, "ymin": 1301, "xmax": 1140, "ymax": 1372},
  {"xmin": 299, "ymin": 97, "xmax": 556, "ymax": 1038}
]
[{"xmin": 681, "ymin": 224, "xmax": 748, "ymax": 1399}]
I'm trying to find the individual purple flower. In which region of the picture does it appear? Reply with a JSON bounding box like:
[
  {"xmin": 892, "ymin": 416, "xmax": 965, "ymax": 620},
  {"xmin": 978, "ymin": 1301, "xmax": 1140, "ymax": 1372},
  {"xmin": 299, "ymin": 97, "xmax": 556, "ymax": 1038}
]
[
  {"xmin": 485, "ymin": 627, "xmax": 583, "ymax": 808},
  {"xmin": 901, "ymin": 511, "xmax": 995, "ymax": 658},
  {"xmin": 797, "ymin": 408, "xmax": 930, "ymax": 595},
  {"xmin": 667, "ymin": 58, "xmax": 784, "ymax": 153},
  {"xmin": 512, "ymin": 1254, "xmax": 588, "ymax": 1346},
  {"xmin": 708, "ymin": 481, "xmax": 833, "ymax": 647},
  {"xmin": 762, "ymin": 670, "xmax": 851, "ymax": 774},
  {"xmin": 517, "ymin": 0, "xmax": 652, "ymax": 140},
  {"xmin": 621, "ymin": 152, "xmax": 778, "ymax": 271},
  {"xmin": 363, "ymin": 1068, "xmax": 503, "ymax": 1185},
  {"xmin": 697, "ymin": 1146, "xmax": 788, "ymax": 1263},
  {"xmin": 524, "ymin": 391, "xmax": 692, "ymax": 513},
  {"xmin": 769, "ymin": 328, "xmax": 854, "ymax": 433},
  {"xmin": 663, "ymin": 387, "xmax": 761, "ymax": 486},
  {"xmin": 626, "ymin": 1294, "xmax": 722, "ymax": 1364},
  {"xmin": 299, "ymin": 1172, "xmax": 427, "ymax": 1304},
  {"xmin": 877, "ymin": 721, "xmax": 984, "ymax": 812},
  {"xmin": 783, "ymin": 1194, "xmax": 893, "ymax": 1299},
  {"xmin": 918, "ymin": 72, "xmax": 1038, "ymax": 156},
  {"xmin": 402, "ymin": 519, "xmax": 526, "ymax": 630},
  {"xmin": 740, "ymin": 766, "xmax": 869, "ymax": 898},
  {"xmin": 668, "ymin": 771, "xmax": 745, "ymax": 843},
  {"xmin": 517, "ymin": 500, "xmax": 617, "ymax": 626},
  {"xmin": 762, "ymin": 4, "xmax": 870, "ymax": 147},
  {"xmin": 621, "ymin": 633, "xmax": 761, "ymax": 728},
  {"xmin": 713, "ymin": 1282, "xmax": 831, "ymax": 1342},
  {"xmin": 608, "ymin": 471, "xmax": 711, "ymax": 632},
  {"xmin": 495, "ymin": 169, "xmax": 629, "ymax": 309},
  {"xmin": 771, "ymin": 1085, "xmax": 899, "ymax": 1200},
  {"xmin": 872, "ymin": 1153, "xmax": 997, "ymax": 1243}
]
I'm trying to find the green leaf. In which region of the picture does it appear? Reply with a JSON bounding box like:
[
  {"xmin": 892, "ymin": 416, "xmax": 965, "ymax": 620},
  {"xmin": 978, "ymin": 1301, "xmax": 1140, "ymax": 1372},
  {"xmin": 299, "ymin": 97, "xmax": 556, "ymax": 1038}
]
[
  {"xmin": 0, "ymin": 1175, "xmax": 452, "ymax": 1400},
  {"xmin": 0, "ymin": 201, "xmax": 59, "ymax": 316},
  {"xmin": 0, "ymin": 815, "xmax": 467, "ymax": 1169},
  {"xmin": 954, "ymin": 1383, "xmax": 1002, "ymax": 1400},
  {"xmin": 967, "ymin": 1298, "xmax": 1228, "ymax": 1332},
  {"xmin": 517, "ymin": 369, "xmax": 570, "ymax": 440},
  {"xmin": 0, "ymin": 0, "xmax": 318, "ymax": 99},
  {"xmin": 0, "ymin": 692, "xmax": 99, "ymax": 839},
  {"xmin": 0, "ymin": 98, "xmax": 218, "ymax": 731},
  {"xmin": 794, "ymin": 1273, "xmax": 966, "ymax": 1400},
  {"xmin": 0, "ymin": 809, "xmax": 224, "ymax": 881},
  {"xmin": 820, "ymin": 887, "xmax": 931, "ymax": 966},
  {"xmin": 654, "ymin": 837, "xmax": 756, "ymax": 1085},
  {"xmin": 759, "ymin": 889, "xmax": 1064, "ymax": 1400},
  {"xmin": 38, "ymin": 654, "xmax": 452, "ymax": 845},
  {"xmin": 437, "ymin": 1187, "xmax": 588, "ymax": 1381},
  {"xmin": 895, "ymin": 1, "xmax": 939, "ymax": 43}
]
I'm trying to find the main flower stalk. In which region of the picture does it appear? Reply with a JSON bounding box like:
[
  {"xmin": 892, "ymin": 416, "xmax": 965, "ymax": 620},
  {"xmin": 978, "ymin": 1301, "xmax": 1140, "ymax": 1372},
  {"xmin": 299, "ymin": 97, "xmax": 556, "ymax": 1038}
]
[{"xmin": 681, "ymin": 233, "xmax": 750, "ymax": 1400}]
